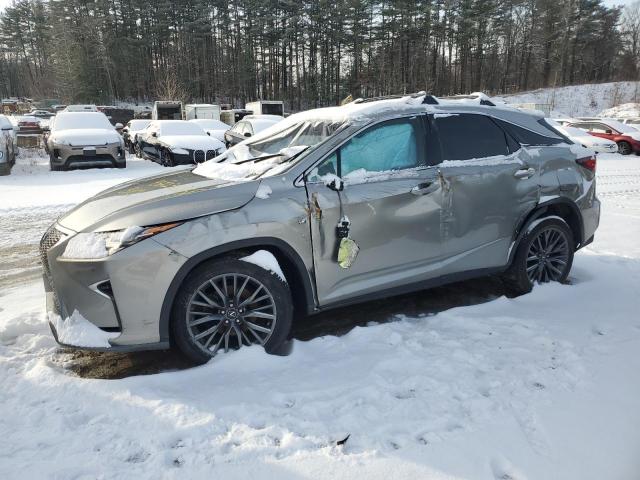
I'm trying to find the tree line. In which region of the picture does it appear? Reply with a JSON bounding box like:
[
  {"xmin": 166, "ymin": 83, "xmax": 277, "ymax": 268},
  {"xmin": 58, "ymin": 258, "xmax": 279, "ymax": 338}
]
[{"xmin": 0, "ymin": 0, "xmax": 639, "ymax": 111}]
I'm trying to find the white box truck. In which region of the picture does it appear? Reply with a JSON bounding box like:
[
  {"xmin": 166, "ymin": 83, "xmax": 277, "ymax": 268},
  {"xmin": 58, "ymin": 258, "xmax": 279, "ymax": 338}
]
[
  {"xmin": 184, "ymin": 104, "xmax": 221, "ymax": 121},
  {"xmin": 152, "ymin": 101, "xmax": 182, "ymax": 120},
  {"xmin": 245, "ymin": 100, "xmax": 284, "ymax": 117}
]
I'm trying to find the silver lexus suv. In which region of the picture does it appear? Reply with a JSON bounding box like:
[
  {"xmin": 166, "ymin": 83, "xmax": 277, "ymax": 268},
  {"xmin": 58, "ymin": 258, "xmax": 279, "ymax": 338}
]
[{"xmin": 41, "ymin": 93, "xmax": 600, "ymax": 363}]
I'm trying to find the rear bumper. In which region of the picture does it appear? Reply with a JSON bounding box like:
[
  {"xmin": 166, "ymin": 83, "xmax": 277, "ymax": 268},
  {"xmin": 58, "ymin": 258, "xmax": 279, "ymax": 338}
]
[{"xmin": 580, "ymin": 197, "xmax": 600, "ymax": 248}]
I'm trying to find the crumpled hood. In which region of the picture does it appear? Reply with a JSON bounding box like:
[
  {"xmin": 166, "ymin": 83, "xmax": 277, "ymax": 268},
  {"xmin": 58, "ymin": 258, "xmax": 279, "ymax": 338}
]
[
  {"xmin": 161, "ymin": 135, "xmax": 225, "ymax": 151},
  {"xmin": 52, "ymin": 128, "xmax": 121, "ymax": 146},
  {"xmin": 57, "ymin": 169, "xmax": 260, "ymax": 232}
]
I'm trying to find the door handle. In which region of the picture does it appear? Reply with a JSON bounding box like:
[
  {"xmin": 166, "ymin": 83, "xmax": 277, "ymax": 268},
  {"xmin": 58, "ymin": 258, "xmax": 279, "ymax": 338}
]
[
  {"xmin": 514, "ymin": 167, "xmax": 535, "ymax": 179},
  {"xmin": 411, "ymin": 182, "xmax": 439, "ymax": 195}
]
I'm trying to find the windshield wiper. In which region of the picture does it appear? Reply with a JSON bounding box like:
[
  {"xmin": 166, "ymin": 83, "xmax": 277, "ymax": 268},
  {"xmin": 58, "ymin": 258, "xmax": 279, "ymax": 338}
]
[{"xmin": 229, "ymin": 146, "xmax": 310, "ymax": 166}]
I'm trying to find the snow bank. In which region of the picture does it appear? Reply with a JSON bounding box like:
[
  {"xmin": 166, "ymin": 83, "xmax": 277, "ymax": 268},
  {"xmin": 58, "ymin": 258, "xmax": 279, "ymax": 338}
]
[
  {"xmin": 495, "ymin": 81, "xmax": 640, "ymax": 117},
  {"xmin": 240, "ymin": 250, "xmax": 286, "ymax": 281},
  {"xmin": 599, "ymin": 102, "xmax": 640, "ymax": 118},
  {"xmin": 50, "ymin": 310, "xmax": 118, "ymax": 348}
]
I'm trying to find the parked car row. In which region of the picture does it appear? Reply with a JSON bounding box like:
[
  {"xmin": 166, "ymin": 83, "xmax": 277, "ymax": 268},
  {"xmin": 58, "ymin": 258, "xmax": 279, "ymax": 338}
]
[
  {"xmin": 0, "ymin": 114, "xmax": 17, "ymax": 175},
  {"xmin": 551, "ymin": 116, "xmax": 640, "ymax": 155}
]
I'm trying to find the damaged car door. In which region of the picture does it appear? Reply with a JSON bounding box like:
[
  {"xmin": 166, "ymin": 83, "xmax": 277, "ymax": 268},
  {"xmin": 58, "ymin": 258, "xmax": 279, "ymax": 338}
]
[
  {"xmin": 304, "ymin": 116, "xmax": 448, "ymax": 306},
  {"xmin": 429, "ymin": 113, "xmax": 539, "ymax": 273}
]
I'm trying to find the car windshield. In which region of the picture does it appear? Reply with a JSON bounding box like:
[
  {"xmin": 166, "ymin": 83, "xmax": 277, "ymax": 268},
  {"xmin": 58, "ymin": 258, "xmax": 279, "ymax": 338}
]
[
  {"xmin": 159, "ymin": 122, "xmax": 206, "ymax": 136},
  {"xmin": 192, "ymin": 119, "xmax": 228, "ymax": 130},
  {"xmin": 193, "ymin": 119, "xmax": 345, "ymax": 181},
  {"xmin": 53, "ymin": 113, "xmax": 112, "ymax": 131},
  {"xmin": 129, "ymin": 120, "xmax": 151, "ymax": 130},
  {"xmin": 604, "ymin": 119, "xmax": 637, "ymax": 134}
]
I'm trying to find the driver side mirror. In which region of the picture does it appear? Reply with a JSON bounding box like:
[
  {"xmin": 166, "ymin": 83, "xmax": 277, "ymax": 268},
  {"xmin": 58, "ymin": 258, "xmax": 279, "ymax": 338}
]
[
  {"xmin": 605, "ymin": 129, "xmax": 612, "ymax": 134},
  {"xmin": 115, "ymin": 123, "xmax": 123, "ymax": 129},
  {"xmin": 244, "ymin": 132, "xmax": 252, "ymax": 137},
  {"xmin": 206, "ymin": 132, "xmax": 211, "ymax": 136},
  {"xmin": 151, "ymin": 131, "xmax": 157, "ymax": 137}
]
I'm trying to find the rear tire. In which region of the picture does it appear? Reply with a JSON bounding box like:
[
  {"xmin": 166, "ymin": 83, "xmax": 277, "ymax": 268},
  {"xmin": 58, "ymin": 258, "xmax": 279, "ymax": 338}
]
[
  {"xmin": 617, "ymin": 141, "xmax": 632, "ymax": 155},
  {"xmin": 0, "ymin": 162, "xmax": 10, "ymax": 176},
  {"xmin": 502, "ymin": 217, "xmax": 574, "ymax": 296},
  {"xmin": 171, "ymin": 257, "xmax": 293, "ymax": 364}
]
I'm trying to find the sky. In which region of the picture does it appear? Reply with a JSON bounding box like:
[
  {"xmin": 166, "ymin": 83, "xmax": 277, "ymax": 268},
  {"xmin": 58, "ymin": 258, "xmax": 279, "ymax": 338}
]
[{"xmin": 0, "ymin": 0, "xmax": 637, "ymax": 12}]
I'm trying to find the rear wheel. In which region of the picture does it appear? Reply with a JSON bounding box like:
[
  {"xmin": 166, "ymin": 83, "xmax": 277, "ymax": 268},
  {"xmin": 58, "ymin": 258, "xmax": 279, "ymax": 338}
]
[
  {"xmin": 502, "ymin": 217, "xmax": 574, "ymax": 296},
  {"xmin": 617, "ymin": 141, "xmax": 632, "ymax": 155},
  {"xmin": 171, "ymin": 258, "xmax": 293, "ymax": 364}
]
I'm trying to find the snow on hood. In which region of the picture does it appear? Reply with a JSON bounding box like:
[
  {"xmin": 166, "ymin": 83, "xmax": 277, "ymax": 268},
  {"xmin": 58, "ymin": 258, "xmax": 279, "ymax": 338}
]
[
  {"xmin": 160, "ymin": 135, "xmax": 224, "ymax": 151},
  {"xmin": 52, "ymin": 128, "xmax": 121, "ymax": 146}
]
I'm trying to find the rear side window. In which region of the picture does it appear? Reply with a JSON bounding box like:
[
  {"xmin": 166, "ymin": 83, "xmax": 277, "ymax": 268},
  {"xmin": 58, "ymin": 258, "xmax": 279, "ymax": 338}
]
[
  {"xmin": 495, "ymin": 119, "xmax": 565, "ymax": 146},
  {"xmin": 435, "ymin": 114, "xmax": 510, "ymax": 161}
]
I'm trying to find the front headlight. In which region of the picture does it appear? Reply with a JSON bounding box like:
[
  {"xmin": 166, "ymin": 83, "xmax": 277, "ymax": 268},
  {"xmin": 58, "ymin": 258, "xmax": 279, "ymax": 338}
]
[{"xmin": 62, "ymin": 222, "xmax": 183, "ymax": 259}]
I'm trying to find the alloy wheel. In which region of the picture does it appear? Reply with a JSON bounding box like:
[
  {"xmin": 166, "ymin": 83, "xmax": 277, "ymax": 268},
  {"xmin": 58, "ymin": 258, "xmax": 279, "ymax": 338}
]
[
  {"xmin": 185, "ymin": 273, "xmax": 277, "ymax": 356},
  {"xmin": 618, "ymin": 141, "xmax": 631, "ymax": 155},
  {"xmin": 526, "ymin": 226, "xmax": 570, "ymax": 283}
]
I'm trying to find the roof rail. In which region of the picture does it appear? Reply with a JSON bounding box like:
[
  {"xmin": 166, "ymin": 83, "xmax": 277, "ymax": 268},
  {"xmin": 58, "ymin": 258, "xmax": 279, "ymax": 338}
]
[
  {"xmin": 352, "ymin": 91, "xmax": 439, "ymax": 105},
  {"xmin": 440, "ymin": 93, "xmax": 496, "ymax": 106}
]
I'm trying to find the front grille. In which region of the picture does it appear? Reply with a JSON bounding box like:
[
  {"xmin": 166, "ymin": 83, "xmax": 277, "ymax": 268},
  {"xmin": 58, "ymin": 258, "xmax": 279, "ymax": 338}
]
[
  {"xmin": 39, "ymin": 225, "xmax": 62, "ymax": 280},
  {"xmin": 193, "ymin": 150, "xmax": 217, "ymax": 163}
]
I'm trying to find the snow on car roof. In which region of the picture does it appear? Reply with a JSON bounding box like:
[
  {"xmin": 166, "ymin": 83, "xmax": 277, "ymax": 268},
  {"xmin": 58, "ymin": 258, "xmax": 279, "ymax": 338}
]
[
  {"xmin": 189, "ymin": 119, "xmax": 228, "ymax": 129},
  {"xmin": 157, "ymin": 120, "xmax": 206, "ymax": 136},
  {"xmin": 52, "ymin": 112, "xmax": 113, "ymax": 131}
]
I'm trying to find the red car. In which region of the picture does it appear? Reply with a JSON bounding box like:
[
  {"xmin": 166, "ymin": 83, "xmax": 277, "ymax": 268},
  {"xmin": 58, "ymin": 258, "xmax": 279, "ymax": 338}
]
[
  {"xmin": 17, "ymin": 116, "xmax": 42, "ymax": 135},
  {"xmin": 568, "ymin": 119, "xmax": 640, "ymax": 155}
]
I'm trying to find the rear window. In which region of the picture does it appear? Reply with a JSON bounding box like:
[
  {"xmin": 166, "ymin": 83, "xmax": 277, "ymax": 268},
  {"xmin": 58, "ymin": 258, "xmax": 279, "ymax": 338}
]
[{"xmin": 435, "ymin": 114, "xmax": 510, "ymax": 161}]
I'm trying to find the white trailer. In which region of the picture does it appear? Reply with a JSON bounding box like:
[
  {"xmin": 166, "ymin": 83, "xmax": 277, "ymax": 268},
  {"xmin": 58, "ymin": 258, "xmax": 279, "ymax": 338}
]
[
  {"xmin": 184, "ymin": 104, "xmax": 221, "ymax": 121},
  {"xmin": 245, "ymin": 100, "xmax": 284, "ymax": 117},
  {"xmin": 152, "ymin": 101, "xmax": 182, "ymax": 120}
]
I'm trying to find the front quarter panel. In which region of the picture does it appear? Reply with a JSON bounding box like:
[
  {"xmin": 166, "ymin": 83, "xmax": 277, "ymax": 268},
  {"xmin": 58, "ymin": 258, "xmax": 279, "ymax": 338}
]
[{"xmin": 153, "ymin": 176, "xmax": 315, "ymax": 290}]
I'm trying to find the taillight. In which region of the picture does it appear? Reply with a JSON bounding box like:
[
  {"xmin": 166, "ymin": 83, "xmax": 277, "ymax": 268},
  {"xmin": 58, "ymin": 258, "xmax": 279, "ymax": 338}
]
[{"xmin": 576, "ymin": 155, "xmax": 596, "ymax": 172}]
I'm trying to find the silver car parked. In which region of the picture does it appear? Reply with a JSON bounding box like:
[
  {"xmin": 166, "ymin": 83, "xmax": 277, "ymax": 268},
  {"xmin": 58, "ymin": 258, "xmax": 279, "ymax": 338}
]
[
  {"xmin": 41, "ymin": 93, "xmax": 600, "ymax": 363},
  {"xmin": 47, "ymin": 111, "xmax": 126, "ymax": 171}
]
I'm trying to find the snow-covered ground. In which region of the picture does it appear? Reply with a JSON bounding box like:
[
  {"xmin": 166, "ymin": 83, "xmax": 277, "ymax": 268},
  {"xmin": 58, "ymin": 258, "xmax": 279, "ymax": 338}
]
[
  {"xmin": 1, "ymin": 150, "xmax": 640, "ymax": 479},
  {"xmin": 495, "ymin": 81, "xmax": 640, "ymax": 118}
]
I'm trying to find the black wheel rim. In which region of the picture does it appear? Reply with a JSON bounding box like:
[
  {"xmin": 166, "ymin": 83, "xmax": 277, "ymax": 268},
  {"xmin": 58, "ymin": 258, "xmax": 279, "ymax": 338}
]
[
  {"xmin": 526, "ymin": 226, "xmax": 570, "ymax": 284},
  {"xmin": 186, "ymin": 273, "xmax": 277, "ymax": 356},
  {"xmin": 619, "ymin": 142, "xmax": 630, "ymax": 154}
]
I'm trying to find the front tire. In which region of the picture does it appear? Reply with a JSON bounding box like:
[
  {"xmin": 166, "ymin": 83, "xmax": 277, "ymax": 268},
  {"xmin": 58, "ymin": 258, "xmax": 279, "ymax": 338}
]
[
  {"xmin": 617, "ymin": 141, "xmax": 632, "ymax": 155},
  {"xmin": 160, "ymin": 149, "xmax": 175, "ymax": 167},
  {"xmin": 502, "ymin": 217, "xmax": 574, "ymax": 296},
  {"xmin": 171, "ymin": 257, "xmax": 293, "ymax": 364}
]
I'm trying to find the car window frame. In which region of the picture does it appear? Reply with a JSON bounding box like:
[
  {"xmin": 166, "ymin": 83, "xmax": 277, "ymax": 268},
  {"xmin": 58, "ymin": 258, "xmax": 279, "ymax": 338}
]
[
  {"xmin": 430, "ymin": 112, "xmax": 517, "ymax": 163},
  {"xmin": 304, "ymin": 114, "xmax": 429, "ymax": 184}
]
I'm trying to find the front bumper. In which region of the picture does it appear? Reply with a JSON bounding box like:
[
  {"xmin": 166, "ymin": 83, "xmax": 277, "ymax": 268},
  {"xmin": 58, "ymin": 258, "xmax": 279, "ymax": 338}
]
[
  {"xmin": 50, "ymin": 142, "xmax": 125, "ymax": 168},
  {"xmin": 41, "ymin": 224, "xmax": 187, "ymax": 350}
]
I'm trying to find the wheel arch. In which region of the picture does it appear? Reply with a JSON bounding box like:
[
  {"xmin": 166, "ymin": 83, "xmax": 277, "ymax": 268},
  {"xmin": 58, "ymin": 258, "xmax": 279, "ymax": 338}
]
[
  {"xmin": 159, "ymin": 237, "xmax": 316, "ymax": 343},
  {"xmin": 510, "ymin": 198, "xmax": 584, "ymax": 264}
]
